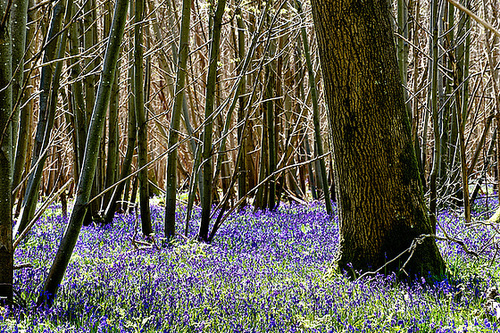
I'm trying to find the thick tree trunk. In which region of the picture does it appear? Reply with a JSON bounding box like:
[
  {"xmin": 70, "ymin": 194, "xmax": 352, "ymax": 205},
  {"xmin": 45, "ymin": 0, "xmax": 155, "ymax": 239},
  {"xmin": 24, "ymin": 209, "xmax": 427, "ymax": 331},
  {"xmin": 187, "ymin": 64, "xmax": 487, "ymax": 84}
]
[{"xmin": 311, "ymin": 0, "xmax": 445, "ymax": 277}]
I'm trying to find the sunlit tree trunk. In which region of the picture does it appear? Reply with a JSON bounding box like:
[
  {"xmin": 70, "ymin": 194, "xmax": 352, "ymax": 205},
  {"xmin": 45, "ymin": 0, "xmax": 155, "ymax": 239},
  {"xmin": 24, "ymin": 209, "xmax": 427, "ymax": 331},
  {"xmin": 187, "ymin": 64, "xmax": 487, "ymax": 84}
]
[
  {"xmin": 83, "ymin": 0, "xmax": 100, "ymax": 226},
  {"xmin": 68, "ymin": 3, "xmax": 86, "ymax": 181},
  {"xmin": 254, "ymin": 104, "xmax": 269, "ymax": 210},
  {"xmin": 265, "ymin": 2, "xmax": 276, "ymax": 210},
  {"xmin": 104, "ymin": 2, "xmax": 137, "ymax": 223},
  {"xmin": 235, "ymin": 1, "xmax": 248, "ymax": 208},
  {"xmin": 199, "ymin": 0, "xmax": 227, "ymax": 242},
  {"xmin": 266, "ymin": 66, "xmax": 277, "ymax": 210},
  {"xmin": 10, "ymin": 0, "xmax": 28, "ymax": 162},
  {"xmin": 0, "ymin": 1, "xmax": 13, "ymax": 302},
  {"xmin": 428, "ymin": 0, "xmax": 440, "ymax": 227},
  {"xmin": 103, "ymin": 0, "xmax": 120, "ymax": 209},
  {"xmin": 39, "ymin": 0, "xmax": 129, "ymax": 306},
  {"xmin": 311, "ymin": 0, "xmax": 445, "ymax": 276},
  {"xmin": 164, "ymin": 0, "xmax": 191, "ymax": 240},
  {"xmin": 134, "ymin": 0, "xmax": 152, "ymax": 235}
]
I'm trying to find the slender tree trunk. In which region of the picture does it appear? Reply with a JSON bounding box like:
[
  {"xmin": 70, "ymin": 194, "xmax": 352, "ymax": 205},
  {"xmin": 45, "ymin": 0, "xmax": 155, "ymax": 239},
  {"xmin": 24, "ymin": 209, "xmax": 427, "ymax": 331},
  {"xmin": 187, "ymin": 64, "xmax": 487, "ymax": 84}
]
[
  {"xmin": 0, "ymin": 0, "xmax": 13, "ymax": 302},
  {"xmin": 428, "ymin": 0, "xmax": 441, "ymax": 226},
  {"xmin": 134, "ymin": 0, "xmax": 152, "ymax": 235},
  {"xmin": 38, "ymin": 0, "xmax": 129, "ymax": 307},
  {"xmin": 235, "ymin": 1, "xmax": 247, "ymax": 208},
  {"xmin": 397, "ymin": 0, "xmax": 409, "ymax": 92},
  {"xmin": 164, "ymin": 0, "xmax": 191, "ymax": 240},
  {"xmin": 103, "ymin": 0, "xmax": 120, "ymax": 209},
  {"xmin": 12, "ymin": 0, "xmax": 35, "ymax": 198},
  {"xmin": 15, "ymin": 0, "xmax": 65, "ymax": 236},
  {"xmin": 103, "ymin": 68, "xmax": 120, "ymax": 209},
  {"xmin": 296, "ymin": 0, "xmax": 332, "ymax": 214},
  {"xmin": 104, "ymin": 7, "xmax": 137, "ymax": 223},
  {"xmin": 68, "ymin": 5, "xmax": 86, "ymax": 181},
  {"xmin": 304, "ymin": 133, "xmax": 317, "ymax": 199},
  {"xmin": 311, "ymin": 0, "xmax": 445, "ymax": 277},
  {"xmin": 254, "ymin": 106, "xmax": 269, "ymax": 210},
  {"xmin": 266, "ymin": 66, "xmax": 276, "ymax": 210},
  {"xmin": 10, "ymin": 0, "xmax": 28, "ymax": 162},
  {"xmin": 83, "ymin": 0, "xmax": 99, "ymax": 226},
  {"xmin": 199, "ymin": 0, "xmax": 227, "ymax": 242}
]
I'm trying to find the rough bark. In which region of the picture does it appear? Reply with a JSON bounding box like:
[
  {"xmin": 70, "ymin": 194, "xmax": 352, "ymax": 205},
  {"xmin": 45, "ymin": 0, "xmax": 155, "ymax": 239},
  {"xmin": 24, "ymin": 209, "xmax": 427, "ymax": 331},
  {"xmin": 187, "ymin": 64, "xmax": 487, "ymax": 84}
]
[{"xmin": 311, "ymin": 0, "xmax": 445, "ymax": 277}]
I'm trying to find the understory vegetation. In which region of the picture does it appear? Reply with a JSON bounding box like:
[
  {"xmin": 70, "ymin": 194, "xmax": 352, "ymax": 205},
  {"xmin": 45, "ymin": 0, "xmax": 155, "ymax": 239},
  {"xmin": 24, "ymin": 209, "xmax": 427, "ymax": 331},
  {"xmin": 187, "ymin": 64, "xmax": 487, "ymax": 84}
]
[{"xmin": 2, "ymin": 197, "xmax": 500, "ymax": 332}]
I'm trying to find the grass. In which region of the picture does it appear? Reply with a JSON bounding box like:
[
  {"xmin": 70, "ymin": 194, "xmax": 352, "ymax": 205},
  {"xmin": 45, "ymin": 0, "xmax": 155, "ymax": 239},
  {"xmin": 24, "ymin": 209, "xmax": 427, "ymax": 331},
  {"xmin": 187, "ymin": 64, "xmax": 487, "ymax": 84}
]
[{"xmin": 1, "ymin": 197, "xmax": 500, "ymax": 332}]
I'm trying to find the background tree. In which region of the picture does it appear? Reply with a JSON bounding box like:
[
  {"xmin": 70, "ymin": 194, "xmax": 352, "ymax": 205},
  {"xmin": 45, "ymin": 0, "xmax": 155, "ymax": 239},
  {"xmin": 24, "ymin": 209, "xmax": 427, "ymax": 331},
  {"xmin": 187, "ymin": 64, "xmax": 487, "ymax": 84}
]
[
  {"xmin": 135, "ymin": 0, "xmax": 152, "ymax": 236},
  {"xmin": 311, "ymin": 0, "xmax": 446, "ymax": 276},
  {"xmin": 199, "ymin": 0, "xmax": 227, "ymax": 242},
  {"xmin": 0, "ymin": 0, "xmax": 13, "ymax": 302},
  {"xmin": 164, "ymin": 0, "xmax": 192, "ymax": 240}
]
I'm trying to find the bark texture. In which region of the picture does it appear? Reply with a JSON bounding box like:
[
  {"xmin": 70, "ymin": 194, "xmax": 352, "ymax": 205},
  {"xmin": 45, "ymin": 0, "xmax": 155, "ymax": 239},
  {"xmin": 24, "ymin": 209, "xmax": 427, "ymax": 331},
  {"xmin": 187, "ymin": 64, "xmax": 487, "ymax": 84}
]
[{"xmin": 311, "ymin": 0, "xmax": 445, "ymax": 277}]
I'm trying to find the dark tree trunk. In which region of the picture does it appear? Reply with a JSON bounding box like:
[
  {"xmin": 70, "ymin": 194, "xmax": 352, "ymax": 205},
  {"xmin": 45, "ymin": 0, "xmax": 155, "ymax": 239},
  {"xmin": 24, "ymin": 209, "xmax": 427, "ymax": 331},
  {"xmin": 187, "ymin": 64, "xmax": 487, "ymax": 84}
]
[
  {"xmin": 103, "ymin": 15, "xmax": 137, "ymax": 223},
  {"xmin": 235, "ymin": 1, "xmax": 248, "ymax": 208},
  {"xmin": 311, "ymin": 0, "xmax": 445, "ymax": 277},
  {"xmin": 12, "ymin": 0, "xmax": 34, "ymax": 200},
  {"xmin": 15, "ymin": 0, "xmax": 65, "ymax": 236},
  {"xmin": 134, "ymin": 0, "xmax": 152, "ymax": 236},
  {"xmin": 198, "ymin": 0, "xmax": 227, "ymax": 242},
  {"xmin": 103, "ymin": 0, "xmax": 120, "ymax": 210},
  {"xmin": 0, "ymin": 0, "xmax": 13, "ymax": 302},
  {"xmin": 164, "ymin": 0, "xmax": 191, "ymax": 240}
]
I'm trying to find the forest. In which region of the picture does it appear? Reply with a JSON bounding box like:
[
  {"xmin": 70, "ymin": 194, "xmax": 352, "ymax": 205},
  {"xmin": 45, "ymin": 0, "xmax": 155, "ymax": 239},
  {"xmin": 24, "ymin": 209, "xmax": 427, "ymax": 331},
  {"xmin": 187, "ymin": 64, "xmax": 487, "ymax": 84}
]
[{"xmin": 1, "ymin": 0, "xmax": 500, "ymax": 330}]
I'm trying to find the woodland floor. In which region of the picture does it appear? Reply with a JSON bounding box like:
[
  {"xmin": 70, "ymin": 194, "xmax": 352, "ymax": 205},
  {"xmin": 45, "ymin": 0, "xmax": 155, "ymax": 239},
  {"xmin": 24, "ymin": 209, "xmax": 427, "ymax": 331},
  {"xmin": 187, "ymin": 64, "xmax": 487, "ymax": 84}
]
[{"xmin": 1, "ymin": 196, "xmax": 500, "ymax": 332}]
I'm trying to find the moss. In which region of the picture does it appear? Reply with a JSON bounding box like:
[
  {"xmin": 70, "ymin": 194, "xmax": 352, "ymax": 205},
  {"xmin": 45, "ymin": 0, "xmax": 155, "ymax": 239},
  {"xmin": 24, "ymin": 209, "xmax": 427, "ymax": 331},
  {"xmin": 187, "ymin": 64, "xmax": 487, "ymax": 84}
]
[{"xmin": 399, "ymin": 141, "xmax": 421, "ymax": 187}]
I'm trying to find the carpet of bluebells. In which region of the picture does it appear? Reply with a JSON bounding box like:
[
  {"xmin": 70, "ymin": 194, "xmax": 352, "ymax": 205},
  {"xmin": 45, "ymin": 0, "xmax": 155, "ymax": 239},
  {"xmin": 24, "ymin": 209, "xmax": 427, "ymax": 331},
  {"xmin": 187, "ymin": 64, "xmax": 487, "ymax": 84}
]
[{"xmin": 1, "ymin": 196, "xmax": 500, "ymax": 332}]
